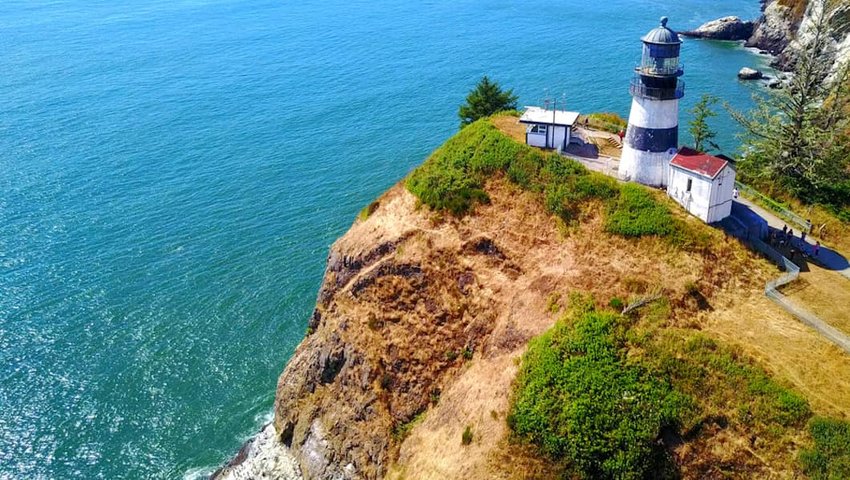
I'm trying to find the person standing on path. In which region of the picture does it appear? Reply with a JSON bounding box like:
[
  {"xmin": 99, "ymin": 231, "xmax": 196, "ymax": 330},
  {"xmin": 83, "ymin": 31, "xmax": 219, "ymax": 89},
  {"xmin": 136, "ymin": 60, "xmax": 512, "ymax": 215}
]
[
  {"xmin": 801, "ymin": 231, "xmax": 807, "ymax": 244},
  {"xmin": 782, "ymin": 224, "xmax": 788, "ymax": 235},
  {"xmin": 815, "ymin": 241, "xmax": 821, "ymax": 257}
]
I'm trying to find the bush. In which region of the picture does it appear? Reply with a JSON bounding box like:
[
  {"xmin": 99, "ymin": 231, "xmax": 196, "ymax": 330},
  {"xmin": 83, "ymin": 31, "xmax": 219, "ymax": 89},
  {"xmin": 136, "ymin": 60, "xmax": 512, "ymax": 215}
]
[
  {"xmin": 609, "ymin": 297, "xmax": 624, "ymax": 311},
  {"xmin": 800, "ymin": 417, "xmax": 850, "ymax": 479},
  {"xmin": 406, "ymin": 120, "xmax": 530, "ymax": 214},
  {"xmin": 406, "ymin": 120, "xmax": 618, "ymax": 217},
  {"xmin": 508, "ymin": 311, "xmax": 689, "ymax": 479},
  {"xmin": 640, "ymin": 332, "xmax": 811, "ymax": 432},
  {"xmin": 605, "ymin": 184, "xmax": 675, "ymax": 237},
  {"xmin": 406, "ymin": 117, "xmax": 690, "ymax": 246},
  {"xmin": 462, "ymin": 425, "xmax": 474, "ymax": 445}
]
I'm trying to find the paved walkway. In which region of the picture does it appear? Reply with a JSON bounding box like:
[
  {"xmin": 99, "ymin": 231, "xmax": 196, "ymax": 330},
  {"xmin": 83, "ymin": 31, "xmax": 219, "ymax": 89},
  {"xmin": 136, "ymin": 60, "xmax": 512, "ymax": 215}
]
[{"xmin": 735, "ymin": 196, "xmax": 850, "ymax": 279}]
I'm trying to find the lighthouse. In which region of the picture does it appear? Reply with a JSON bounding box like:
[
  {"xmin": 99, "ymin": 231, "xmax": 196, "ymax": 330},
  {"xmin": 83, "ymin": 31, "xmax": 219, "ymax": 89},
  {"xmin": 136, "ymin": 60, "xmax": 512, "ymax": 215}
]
[{"xmin": 619, "ymin": 17, "xmax": 685, "ymax": 187}]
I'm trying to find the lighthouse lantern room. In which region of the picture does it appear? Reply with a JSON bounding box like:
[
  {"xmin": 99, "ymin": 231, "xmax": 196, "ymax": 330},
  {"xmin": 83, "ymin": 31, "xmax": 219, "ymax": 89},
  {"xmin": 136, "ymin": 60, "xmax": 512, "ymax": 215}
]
[{"xmin": 619, "ymin": 17, "xmax": 685, "ymax": 187}]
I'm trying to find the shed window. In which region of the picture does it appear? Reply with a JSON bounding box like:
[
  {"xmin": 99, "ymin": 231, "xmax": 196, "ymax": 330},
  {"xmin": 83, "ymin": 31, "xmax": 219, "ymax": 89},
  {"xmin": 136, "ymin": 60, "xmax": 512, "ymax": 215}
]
[
  {"xmin": 530, "ymin": 124, "xmax": 547, "ymax": 135},
  {"xmin": 686, "ymin": 178, "xmax": 693, "ymax": 193}
]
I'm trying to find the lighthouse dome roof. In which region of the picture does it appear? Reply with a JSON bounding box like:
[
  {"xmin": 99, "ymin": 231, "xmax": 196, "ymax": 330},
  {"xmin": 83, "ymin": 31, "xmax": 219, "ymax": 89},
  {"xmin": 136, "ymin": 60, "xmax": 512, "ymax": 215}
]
[{"xmin": 642, "ymin": 17, "xmax": 681, "ymax": 44}]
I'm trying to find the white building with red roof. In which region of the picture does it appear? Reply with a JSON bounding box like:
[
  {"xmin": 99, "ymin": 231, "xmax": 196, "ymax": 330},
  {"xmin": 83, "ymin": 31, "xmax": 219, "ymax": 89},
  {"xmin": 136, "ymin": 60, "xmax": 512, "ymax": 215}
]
[{"xmin": 666, "ymin": 147, "xmax": 736, "ymax": 223}]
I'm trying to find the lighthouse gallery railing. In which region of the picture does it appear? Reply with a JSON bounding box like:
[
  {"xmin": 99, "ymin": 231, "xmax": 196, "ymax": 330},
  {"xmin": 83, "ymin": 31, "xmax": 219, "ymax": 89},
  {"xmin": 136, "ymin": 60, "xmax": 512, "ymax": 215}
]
[{"xmin": 629, "ymin": 78, "xmax": 685, "ymax": 100}]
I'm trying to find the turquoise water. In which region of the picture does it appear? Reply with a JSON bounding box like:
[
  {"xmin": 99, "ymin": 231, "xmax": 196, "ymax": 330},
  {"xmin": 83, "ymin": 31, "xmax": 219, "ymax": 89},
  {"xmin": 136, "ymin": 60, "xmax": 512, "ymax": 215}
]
[{"xmin": 0, "ymin": 1, "xmax": 765, "ymax": 478}]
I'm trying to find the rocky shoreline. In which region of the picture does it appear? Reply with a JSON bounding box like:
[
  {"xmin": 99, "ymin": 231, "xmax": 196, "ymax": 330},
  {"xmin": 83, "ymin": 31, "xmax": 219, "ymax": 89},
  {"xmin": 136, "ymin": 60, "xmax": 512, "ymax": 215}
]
[
  {"xmin": 210, "ymin": 423, "xmax": 303, "ymax": 480},
  {"xmin": 682, "ymin": 0, "xmax": 850, "ymax": 75}
]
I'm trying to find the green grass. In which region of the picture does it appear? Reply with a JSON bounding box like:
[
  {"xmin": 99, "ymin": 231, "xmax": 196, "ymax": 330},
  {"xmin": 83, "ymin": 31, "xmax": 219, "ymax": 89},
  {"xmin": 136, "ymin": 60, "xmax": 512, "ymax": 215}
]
[
  {"xmin": 800, "ymin": 417, "xmax": 850, "ymax": 479},
  {"xmin": 637, "ymin": 333, "xmax": 811, "ymax": 434},
  {"xmin": 462, "ymin": 425, "xmax": 474, "ymax": 446},
  {"xmin": 406, "ymin": 117, "xmax": 692, "ymax": 245},
  {"xmin": 508, "ymin": 310, "xmax": 688, "ymax": 479},
  {"xmin": 584, "ymin": 112, "xmax": 628, "ymax": 134},
  {"xmin": 508, "ymin": 297, "xmax": 818, "ymax": 478},
  {"xmin": 393, "ymin": 411, "xmax": 426, "ymax": 442},
  {"xmin": 605, "ymin": 184, "xmax": 675, "ymax": 237}
]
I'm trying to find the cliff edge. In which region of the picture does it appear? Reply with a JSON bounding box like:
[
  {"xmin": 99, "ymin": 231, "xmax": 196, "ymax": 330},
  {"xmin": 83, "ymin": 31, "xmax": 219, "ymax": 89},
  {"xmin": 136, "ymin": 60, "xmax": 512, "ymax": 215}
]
[{"xmin": 216, "ymin": 117, "xmax": 850, "ymax": 479}]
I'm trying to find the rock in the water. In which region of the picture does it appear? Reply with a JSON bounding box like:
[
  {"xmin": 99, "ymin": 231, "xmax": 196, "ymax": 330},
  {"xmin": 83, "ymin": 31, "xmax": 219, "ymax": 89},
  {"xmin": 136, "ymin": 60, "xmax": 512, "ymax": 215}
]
[
  {"xmin": 768, "ymin": 79, "xmax": 783, "ymax": 89},
  {"xmin": 680, "ymin": 16, "xmax": 754, "ymax": 41},
  {"xmin": 738, "ymin": 67, "xmax": 764, "ymax": 80}
]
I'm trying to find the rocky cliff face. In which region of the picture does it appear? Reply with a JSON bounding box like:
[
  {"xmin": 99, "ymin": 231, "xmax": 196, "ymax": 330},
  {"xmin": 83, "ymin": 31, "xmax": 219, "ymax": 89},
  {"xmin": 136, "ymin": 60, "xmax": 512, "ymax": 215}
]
[
  {"xmin": 746, "ymin": 0, "xmax": 799, "ymax": 59},
  {"xmin": 217, "ymin": 171, "xmax": 788, "ymax": 479},
  {"xmin": 747, "ymin": 0, "xmax": 850, "ymax": 72}
]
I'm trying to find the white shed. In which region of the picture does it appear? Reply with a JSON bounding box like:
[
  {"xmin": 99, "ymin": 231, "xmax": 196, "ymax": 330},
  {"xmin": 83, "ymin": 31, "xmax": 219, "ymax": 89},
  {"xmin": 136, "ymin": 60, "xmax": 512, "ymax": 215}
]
[
  {"xmin": 519, "ymin": 107, "xmax": 580, "ymax": 151},
  {"xmin": 666, "ymin": 147, "xmax": 736, "ymax": 223}
]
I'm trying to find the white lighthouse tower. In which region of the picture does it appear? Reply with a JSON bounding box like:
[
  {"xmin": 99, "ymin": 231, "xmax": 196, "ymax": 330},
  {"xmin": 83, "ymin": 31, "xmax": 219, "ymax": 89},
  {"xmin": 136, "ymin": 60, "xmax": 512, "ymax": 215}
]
[{"xmin": 619, "ymin": 17, "xmax": 685, "ymax": 187}]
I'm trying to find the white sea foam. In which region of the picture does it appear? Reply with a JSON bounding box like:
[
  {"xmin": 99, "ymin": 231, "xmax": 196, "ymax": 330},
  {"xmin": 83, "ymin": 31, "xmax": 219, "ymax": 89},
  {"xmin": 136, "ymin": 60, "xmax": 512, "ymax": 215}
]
[{"xmin": 210, "ymin": 424, "xmax": 303, "ymax": 480}]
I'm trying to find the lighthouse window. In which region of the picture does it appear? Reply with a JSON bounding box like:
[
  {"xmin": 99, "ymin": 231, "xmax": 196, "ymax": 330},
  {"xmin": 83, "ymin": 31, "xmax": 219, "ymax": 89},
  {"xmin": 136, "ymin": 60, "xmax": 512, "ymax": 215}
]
[
  {"xmin": 530, "ymin": 124, "xmax": 547, "ymax": 135},
  {"xmin": 686, "ymin": 178, "xmax": 693, "ymax": 193}
]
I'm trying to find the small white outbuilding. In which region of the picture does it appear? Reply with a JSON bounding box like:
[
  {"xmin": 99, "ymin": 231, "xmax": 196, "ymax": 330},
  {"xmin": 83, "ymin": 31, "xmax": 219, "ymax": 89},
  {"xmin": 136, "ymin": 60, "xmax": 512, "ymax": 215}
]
[
  {"xmin": 519, "ymin": 106, "xmax": 580, "ymax": 151},
  {"xmin": 666, "ymin": 147, "xmax": 736, "ymax": 224}
]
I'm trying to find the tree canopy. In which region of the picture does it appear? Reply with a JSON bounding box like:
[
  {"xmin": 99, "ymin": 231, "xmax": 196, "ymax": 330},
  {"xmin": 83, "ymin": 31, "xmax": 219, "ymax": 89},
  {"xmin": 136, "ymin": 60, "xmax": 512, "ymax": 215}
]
[
  {"xmin": 689, "ymin": 94, "xmax": 720, "ymax": 152},
  {"xmin": 731, "ymin": 0, "xmax": 850, "ymax": 217},
  {"xmin": 458, "ymin": 76, "xmax": 518, "ymax": 127}
]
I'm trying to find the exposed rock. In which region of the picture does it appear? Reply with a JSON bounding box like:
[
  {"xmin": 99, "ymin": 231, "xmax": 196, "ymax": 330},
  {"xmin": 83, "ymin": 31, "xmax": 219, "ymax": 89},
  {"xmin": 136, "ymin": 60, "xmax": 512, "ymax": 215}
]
[
  {"xmin": 680, "ymin": 16, "xmax": 754, "ymax": 41},
  {"xmin": 738, "ymin": 67, "xmax": 765, "ymax": 80},
  {"xmin": 211, "ymin": 424, "xmax": 303, "ymax": 480},
  {"xmin": 768, "ymin": 78, "xmax": 784, "ymax": 89},
  {"xmin": 746, "ymin": 0, "xmax": 798, "ymax": 58}
]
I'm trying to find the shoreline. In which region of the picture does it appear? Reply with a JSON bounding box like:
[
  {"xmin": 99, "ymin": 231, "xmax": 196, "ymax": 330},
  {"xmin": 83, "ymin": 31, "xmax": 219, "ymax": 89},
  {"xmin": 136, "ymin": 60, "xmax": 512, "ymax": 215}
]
[{"xmin": 208, "ymin": 423, "xmax": 303, "ymax": 480}]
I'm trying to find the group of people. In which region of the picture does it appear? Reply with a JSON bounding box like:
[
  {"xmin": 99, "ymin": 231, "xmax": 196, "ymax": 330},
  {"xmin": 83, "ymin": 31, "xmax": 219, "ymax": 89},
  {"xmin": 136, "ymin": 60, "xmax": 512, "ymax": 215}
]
[{"xmin": 769, "ymin": 223, "xmax": 820, "ymax": 259}]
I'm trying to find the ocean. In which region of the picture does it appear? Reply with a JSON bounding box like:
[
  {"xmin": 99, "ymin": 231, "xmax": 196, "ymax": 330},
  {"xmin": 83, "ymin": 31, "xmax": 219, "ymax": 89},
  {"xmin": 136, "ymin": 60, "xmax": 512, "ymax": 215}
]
[{"xmin": 0, "ymin": 0, "xmax": 767, "ymax": 478}]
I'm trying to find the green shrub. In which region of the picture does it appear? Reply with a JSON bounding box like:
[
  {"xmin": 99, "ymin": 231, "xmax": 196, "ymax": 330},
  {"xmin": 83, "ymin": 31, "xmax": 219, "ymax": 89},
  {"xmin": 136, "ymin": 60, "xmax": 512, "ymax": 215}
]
[
  {"xmin": 508, "ymin": 311, "xmax": 689, "ymax": 479},
  {"xmin": 640, "ymin": 332, "xmax": 811, "ymax": 432},
  {"xmin": 406, "ymin": 117, "xmax": 691, "ymax": 245},
  {"xmin": 609, "ymin": 297, "xmax": 625, "ymax": 311},
  {"xmin": 462, "ymin": 425, "xmax": 474, "ymax": 445},
  {"xmin": 393, "ymin": 411, "xmax": 426, "ymax": 442},
  {"xmin": 605, "ymin": 184, "xmax": 675, "ymax": 237},
  {"xmin": 800, "ymin": 417, "xmax": 850, "ymax": 479},
  {"xmin": 406, "ymin": 120, "xmax": 529, "ymax": 214},
  {"xmin": 462, "ymin": 346, "xmax": 474, "ymax": 361}
]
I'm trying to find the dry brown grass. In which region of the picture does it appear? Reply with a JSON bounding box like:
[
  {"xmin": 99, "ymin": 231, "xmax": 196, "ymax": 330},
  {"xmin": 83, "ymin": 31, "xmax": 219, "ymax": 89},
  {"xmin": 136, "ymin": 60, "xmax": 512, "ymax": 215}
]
[
  {"xmin": 283, "ymin": 167, "xmax": 850, "ymax": 479},
  {"xmin": 489, "ymin": 115, "xmax": 526, "ymax": 144},
  {"xmin": 781, "ymin": 264, "xmax": 850, "ymax": 336},
  {"xmin": 704, "ymin": 296, "xmax": 850, "ymax": 420},
  {"xmin": 370, "ymin": 178, "xmax": 850, "ymax": 478}
]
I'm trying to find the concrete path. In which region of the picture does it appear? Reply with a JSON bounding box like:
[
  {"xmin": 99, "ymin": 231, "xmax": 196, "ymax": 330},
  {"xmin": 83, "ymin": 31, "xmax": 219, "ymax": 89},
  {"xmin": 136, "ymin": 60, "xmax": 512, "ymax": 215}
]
[{"xmin": 735, "ymin": 197, "xmax": 850, "ymax": 279}]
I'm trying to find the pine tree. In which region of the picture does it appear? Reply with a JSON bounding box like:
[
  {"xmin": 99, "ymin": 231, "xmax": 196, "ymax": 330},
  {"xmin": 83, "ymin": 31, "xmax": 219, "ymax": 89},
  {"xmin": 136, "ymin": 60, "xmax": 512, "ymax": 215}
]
[
  {"xmin": 689, "ymin": 94, "xmax": 720, "ymax": 152},
  {"xmin": 458, "ymin": 76, "xmax": 518, "ymax": 127},
  {"xmin": 730, "ymin": 0, "xmax": 850, "ymax": 208}
]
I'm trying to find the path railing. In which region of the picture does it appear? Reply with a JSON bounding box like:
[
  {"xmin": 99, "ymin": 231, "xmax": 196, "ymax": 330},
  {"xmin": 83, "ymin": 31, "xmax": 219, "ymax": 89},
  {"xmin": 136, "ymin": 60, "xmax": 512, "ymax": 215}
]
[
  {"xmin": 728, "ymin": 225, "xmax": 850, "ymax": 354},
  {"xmin": 735, "ymin": 181, "xmax": 810, "ymax": 231}
]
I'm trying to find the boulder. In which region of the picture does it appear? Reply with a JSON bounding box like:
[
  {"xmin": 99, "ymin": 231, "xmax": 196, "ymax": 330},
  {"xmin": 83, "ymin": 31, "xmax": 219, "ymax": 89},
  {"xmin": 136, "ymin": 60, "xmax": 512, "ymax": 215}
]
[
  {"xmin": 768, "ymin": 79, "xmax": 784, "ymax": 89},
  {"xmin": 738, "ymin": 67, "xmax": 764, "ymax": 80},
  {"xmin": 680, "ymin": 16, "xmax": 754, "ymax": 41}
]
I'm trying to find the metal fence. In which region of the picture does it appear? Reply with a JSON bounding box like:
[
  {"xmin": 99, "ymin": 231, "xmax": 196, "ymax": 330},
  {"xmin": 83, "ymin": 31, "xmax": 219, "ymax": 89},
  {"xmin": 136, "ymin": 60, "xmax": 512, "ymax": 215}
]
[
  {"xmin": 735, "ymin": 181, "xmax": 810, "ymax": 232},
  {"xmin": 731, "ymin": 225, "xmax": 850, "ymax": 354}
]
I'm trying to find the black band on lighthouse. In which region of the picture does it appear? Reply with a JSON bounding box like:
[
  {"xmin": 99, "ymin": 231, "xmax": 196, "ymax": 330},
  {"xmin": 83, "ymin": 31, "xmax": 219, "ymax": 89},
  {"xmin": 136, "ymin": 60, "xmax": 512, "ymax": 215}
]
[{"xmin": 625, "ymin": 125, "xmax": 678, "ymax": 152}]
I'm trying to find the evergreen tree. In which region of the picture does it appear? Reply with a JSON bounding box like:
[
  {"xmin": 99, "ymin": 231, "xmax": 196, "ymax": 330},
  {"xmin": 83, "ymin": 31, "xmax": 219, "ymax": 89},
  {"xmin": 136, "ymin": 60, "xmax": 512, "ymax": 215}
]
[
  {"xmin": 458, "ymin": 76, "xmax": 518, "ymax": 127},
  {"xmin": 689, "ymin": 94, "xmax": 720, "ymax": 152},
  {"xmin": 730, "ymin": 0, "xmax": 850, "ymax": 208}
]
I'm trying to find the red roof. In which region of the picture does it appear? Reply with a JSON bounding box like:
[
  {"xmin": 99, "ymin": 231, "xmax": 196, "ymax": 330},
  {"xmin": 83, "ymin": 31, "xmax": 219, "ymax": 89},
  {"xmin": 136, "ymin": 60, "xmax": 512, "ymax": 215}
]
[{"xmin": 670, "ymin": 147, "xmax": 730, "ymax": 179}]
